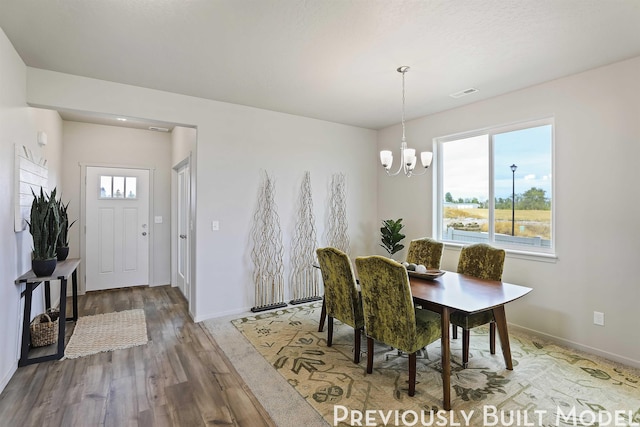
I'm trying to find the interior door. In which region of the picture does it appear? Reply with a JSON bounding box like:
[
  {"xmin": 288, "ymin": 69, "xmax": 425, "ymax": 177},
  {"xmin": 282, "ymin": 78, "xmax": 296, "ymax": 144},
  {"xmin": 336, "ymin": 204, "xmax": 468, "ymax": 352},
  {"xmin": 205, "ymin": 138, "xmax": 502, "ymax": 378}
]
[
  {"xmin": 176, "ymin": 163, "xmax": 190, "ymax": 301},
  {"xmin": 85, "ymin": 166, "xmax": 150, "ymax": 291}
]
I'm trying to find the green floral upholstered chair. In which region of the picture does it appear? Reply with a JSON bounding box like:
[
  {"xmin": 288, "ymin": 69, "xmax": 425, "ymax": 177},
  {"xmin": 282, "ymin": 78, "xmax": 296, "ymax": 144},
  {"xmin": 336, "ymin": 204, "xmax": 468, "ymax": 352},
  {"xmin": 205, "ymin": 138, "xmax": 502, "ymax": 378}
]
[
  {"xmin": 406, "ymin": 237, "xmax": 444, "ymax": 269},
  {"xmin": 355, "ymin": 255, "xmax": 441, "ymax": 396},
  {"xmin": 451, "ymin": 243, "xmax": 506, "ymax": 368},
  {"xmin": 316, "ymin": 247, "xmax": 365, "ymax": 363}
]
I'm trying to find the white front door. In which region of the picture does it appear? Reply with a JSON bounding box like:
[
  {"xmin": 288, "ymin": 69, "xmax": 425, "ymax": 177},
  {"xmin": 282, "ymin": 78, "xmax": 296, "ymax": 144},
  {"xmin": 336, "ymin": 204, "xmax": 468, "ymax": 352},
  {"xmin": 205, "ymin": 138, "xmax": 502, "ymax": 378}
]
[
  {"xmin": 176, "ymin": 163, "xmax": 190, "ymax": 301},
  {"xmin": 86, "ymin": 166, "xmax": 150, "ymax": 291}
]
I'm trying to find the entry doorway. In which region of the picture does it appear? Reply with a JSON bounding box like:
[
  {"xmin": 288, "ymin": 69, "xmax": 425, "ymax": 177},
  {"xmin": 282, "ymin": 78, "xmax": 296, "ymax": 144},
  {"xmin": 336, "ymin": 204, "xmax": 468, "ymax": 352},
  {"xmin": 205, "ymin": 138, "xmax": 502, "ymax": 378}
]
[{"xmin": 84, "ymin": 166, "xmax": 151, "ymax": 291}]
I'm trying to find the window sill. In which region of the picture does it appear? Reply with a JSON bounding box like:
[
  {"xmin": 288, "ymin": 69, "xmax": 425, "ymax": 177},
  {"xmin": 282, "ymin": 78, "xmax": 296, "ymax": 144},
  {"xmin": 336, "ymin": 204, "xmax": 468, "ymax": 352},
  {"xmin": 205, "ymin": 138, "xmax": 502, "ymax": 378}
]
[{"xmin": 442, "ymin": 242, "xmax": 557, "ymax": 263}]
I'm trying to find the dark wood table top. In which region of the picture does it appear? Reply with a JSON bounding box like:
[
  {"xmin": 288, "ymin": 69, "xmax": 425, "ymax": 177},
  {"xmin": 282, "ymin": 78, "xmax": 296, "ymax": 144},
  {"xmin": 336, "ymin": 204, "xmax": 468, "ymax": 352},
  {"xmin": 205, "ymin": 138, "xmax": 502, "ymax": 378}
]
[{"xmin": 409, "ymin": 271, "xmax": 532, "ymax": 314}]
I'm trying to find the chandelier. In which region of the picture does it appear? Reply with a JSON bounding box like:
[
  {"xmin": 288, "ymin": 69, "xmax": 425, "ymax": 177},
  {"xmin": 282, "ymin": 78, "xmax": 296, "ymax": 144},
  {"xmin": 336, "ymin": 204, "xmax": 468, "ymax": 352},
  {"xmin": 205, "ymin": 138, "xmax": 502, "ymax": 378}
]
[{"xmin": 379, "ymin": 66, "xmax": 433, "ymax": 177}]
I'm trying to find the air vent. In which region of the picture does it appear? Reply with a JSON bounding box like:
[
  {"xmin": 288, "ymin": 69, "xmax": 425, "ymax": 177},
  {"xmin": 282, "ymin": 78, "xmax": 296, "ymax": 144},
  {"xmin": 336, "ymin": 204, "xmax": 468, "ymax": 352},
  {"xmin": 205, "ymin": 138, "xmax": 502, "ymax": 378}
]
[
  {"xmin": 148, "ymin": 126, "xmax": 169, "ymax": 132},
  {"xmin": 449, "ymin": 88, "xmax": 479, "ymax": 99}
]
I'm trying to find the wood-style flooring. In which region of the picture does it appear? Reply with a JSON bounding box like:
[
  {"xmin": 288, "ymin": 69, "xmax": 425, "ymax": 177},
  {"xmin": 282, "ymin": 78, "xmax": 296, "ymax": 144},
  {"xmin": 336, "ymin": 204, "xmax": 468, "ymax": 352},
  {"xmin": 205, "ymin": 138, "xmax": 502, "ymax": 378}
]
[{"xmin": 0, "ymin": 285, "xmax": 276, "ymax": 427}]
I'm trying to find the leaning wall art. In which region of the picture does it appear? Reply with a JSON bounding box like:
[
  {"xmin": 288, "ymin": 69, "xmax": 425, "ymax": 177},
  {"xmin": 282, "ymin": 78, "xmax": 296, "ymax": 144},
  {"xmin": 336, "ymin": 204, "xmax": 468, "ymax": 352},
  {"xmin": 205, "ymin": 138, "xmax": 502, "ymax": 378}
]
[{"xmin": 250, "ymin": 171, "xmax": 287, "ymax": 312}]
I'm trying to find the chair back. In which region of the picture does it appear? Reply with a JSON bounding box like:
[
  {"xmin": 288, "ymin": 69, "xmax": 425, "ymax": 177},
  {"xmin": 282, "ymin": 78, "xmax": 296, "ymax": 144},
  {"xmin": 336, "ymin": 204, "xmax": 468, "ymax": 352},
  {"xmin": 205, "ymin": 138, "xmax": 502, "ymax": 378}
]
[
  {"xmin": 355, "ymin": 256, "xmax": 418, "ymax": 352},
  {"xmin": 457, "ymin": 243, "xmax": 505, "ymax": 281},
  {"xmin": 406, "ymin": 237, "xmax": 443, "ymax": 269},
  {"xmin": 316, "ymin": 247, "xmax": 362, "ymax": 328}
]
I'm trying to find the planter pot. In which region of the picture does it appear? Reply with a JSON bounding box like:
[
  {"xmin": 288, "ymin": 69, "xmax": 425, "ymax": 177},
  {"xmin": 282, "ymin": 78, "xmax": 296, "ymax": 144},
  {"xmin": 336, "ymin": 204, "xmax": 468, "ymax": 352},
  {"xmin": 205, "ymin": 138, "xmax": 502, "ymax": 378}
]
[
  {"xmin": 32, "ymin": 258, "xmax": 57, "ymax": 277},
  {"xmin": 56, "ymin": 246, "xmax": 69, "ymax": 261}
]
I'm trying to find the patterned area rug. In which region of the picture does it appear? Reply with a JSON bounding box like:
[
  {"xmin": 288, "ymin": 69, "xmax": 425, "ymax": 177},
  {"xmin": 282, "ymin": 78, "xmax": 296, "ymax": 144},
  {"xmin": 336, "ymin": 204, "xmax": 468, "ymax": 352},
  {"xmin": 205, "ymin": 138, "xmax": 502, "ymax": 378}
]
[
  {"xmin": 232, "ymin": 302, "xmax": 640, "ymax": 427},
  {"xmin": 64, "ymin": 309, "xmax": 148, "ymax": 359}
]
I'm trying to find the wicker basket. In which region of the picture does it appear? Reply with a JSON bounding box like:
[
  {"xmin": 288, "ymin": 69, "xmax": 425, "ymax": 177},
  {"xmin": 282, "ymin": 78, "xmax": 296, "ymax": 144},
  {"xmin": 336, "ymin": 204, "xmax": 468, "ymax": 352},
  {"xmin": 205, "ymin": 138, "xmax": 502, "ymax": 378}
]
[{"xmin": 30, "ymin": 309, "xmax": 59, "ymax": 348}]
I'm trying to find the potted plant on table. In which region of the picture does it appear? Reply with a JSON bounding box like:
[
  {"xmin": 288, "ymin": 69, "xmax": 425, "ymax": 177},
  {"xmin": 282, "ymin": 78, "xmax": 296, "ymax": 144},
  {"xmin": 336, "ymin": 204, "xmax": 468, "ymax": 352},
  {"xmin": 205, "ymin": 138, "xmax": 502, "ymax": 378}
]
[
  {"xmin": 55, "ymin": 198, "xmax": 76, "ymax": 261},
  {"xmin": 26, "ymin": 187, "xmax": 61, "ymax": 277},
  {"xmin": 380, "ymin": 218, "xmax": 406, "ymax": 258}
]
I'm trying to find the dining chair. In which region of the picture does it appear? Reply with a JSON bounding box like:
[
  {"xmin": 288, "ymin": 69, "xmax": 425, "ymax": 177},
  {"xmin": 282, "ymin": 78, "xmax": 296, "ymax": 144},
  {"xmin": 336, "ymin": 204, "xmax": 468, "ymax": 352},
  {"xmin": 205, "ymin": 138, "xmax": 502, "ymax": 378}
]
[
  {"xmin": 406, "ymin": 237, "xmax": 444, "ymax": 269},
  {"xmin": 355, "ymin": 255, "xmax": 441, "ymax": 396},
  {"xmin": 315, "ymin": 247, "xmax": 364, "ymax": 363},
  {"xmin": 451, "ymin": 243, "xmax": 506, "ymax": 368}
]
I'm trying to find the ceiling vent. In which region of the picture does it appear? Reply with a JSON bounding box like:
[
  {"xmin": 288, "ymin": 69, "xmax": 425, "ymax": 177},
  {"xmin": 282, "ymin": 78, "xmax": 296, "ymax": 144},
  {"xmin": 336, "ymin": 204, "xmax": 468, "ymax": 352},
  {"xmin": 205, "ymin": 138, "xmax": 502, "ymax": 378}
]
[
  {"xmin": 449, "ymin": 88, "xmax": 479, "ymax": 99},
  {"xmin": 148, "ymin": 126, "xmax": 169, "ymax": 132}
]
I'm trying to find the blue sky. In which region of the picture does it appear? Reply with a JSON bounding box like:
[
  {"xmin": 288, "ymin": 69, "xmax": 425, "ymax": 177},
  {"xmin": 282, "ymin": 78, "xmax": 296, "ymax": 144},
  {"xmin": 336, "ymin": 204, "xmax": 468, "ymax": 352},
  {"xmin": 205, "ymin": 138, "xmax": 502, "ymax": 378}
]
[
  {"xmin": 494, "ymin": 125, "xmax": 552, "ymax": 200},
  {"xmin": 442, "ymin": 124, "xmax": 552, "ymax": 201}
]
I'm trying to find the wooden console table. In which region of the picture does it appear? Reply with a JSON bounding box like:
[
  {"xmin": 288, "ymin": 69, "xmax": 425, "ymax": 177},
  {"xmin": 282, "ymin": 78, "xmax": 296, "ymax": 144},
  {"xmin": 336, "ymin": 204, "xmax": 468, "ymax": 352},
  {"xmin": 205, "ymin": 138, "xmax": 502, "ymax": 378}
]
[{"xmin": 15, "ymin": 258, "xmax": 80, "ymax": 366}]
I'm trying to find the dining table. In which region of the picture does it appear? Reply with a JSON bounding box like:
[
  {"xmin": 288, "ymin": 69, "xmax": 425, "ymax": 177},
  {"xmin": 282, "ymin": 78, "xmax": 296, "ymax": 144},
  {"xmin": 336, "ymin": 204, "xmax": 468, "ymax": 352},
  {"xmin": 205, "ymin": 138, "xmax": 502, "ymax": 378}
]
[
  {"xmin": 408, "ymin": 270, "xmax": 532, "ymax": 410},
  {"xmin": 315, "ymin": 264, "xmax": 532, "ymax": 411}
]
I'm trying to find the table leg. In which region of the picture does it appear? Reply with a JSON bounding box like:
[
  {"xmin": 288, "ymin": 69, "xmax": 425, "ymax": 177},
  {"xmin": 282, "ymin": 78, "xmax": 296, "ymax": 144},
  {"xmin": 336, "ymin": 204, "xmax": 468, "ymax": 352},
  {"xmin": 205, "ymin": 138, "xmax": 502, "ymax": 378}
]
[
  {"xmin": 68, "ymin": 268, "xmax": 78, "ymax": 321},
  {"xmin": 440, "ymin": 306, "xmax": 451, "ymax": 410},
  {"xmin": 19, "ymin": 283, "xmax": 34, "ymax": 367},
  {"xmin": 44, "ymin": 281, "xmax": 51, "ymax": 311},
  {"xmin": 492, "ymin": 305, "xmax": 513, "ymax": 370},
  {"xmin": 56, "ymin": 278, "xmax": 68, "ymax": 359}
]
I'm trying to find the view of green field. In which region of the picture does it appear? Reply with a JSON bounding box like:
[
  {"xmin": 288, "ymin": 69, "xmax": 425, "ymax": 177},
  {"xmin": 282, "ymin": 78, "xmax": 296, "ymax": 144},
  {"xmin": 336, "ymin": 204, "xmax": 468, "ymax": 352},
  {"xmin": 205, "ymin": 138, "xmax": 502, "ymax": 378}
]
[{"xmin": 444, "ymin": 207, "xmax": 551, "ymax": 239}]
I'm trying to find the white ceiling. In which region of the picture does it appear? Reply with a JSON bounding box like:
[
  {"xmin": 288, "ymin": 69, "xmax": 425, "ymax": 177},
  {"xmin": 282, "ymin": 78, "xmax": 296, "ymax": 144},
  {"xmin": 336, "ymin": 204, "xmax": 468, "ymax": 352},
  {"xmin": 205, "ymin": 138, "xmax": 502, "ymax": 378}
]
[{"xmin": 1, "ymin": 0, "xmax": 640, "ymax": 130}]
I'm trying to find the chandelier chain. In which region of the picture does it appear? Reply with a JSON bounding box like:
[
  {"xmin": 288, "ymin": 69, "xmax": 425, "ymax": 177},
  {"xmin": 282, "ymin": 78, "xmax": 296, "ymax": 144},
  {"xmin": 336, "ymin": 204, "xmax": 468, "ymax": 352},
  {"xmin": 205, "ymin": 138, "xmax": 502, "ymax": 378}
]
[{"xmin": 401, "ymin": 68, "xmax": 406, "ymax": 142}]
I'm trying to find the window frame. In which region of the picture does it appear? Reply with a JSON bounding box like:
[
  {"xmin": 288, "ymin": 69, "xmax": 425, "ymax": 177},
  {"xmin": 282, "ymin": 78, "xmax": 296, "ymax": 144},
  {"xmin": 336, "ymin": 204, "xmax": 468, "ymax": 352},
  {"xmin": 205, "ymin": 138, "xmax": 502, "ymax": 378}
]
[
  {"xmin": 433, "ymin": 117, "xmax": 556, "ymax": 258},
  {"xmin": 99, "ymin": 175, "xmax": 138, "ymax": 200}
]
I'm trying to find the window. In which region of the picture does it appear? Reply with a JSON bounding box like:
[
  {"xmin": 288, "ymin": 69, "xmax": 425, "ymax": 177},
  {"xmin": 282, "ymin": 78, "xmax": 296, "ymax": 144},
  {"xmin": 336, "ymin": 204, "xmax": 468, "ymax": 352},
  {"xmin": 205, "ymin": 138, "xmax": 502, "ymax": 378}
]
[
  {"xmin": 435, "ymin": 118, "xmax": 554, "ymax": 254},
  {"xmin": 99, "ymin": 175, "xmax": 137, "ymax": 199}
]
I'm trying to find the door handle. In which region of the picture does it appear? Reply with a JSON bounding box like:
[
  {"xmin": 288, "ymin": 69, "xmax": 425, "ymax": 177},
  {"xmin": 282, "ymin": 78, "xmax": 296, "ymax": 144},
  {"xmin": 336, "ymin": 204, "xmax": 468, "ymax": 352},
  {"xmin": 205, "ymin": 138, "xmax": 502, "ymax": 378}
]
[
  {"xmin": 142, "ymin": 232, "xmax": 147, "ymax": 236},
  {"xmin": 179, "ymin": 234, "xmax": 187, "ymax": 239}
]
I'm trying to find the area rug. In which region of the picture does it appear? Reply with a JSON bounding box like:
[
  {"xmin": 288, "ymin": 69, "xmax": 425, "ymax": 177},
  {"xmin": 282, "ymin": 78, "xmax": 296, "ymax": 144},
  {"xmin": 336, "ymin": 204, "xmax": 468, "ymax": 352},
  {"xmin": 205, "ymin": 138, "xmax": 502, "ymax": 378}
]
[
  {"xmin": 64, "ymin": 309, "xmax": 148, "ymax": 359},
  {"xmin": 227, "ymin": 302, "xmax": 640, "ymax": 427}
]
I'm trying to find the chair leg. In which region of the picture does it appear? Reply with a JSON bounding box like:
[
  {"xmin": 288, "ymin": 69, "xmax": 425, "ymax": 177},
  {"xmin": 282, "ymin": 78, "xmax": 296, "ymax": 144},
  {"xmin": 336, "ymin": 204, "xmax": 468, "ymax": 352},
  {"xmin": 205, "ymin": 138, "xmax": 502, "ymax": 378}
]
[
  {"xmin": 489, "ymin": 321, "xmax": 496, "ymax": 354},
  {"xmin": 353, "ymin": 327, "xmax": 362, "ymax": 364},
  {"xmin": 318, "ymin": 299, "xmax": 326, "ymax": 332},
  {"xmin": 408, "ymin": 352, "xmax": 417, "ymax": 396},
  {"xmin": 452, "ymin": 324, "xmax": 458, "ymax": 339},
  {"xmin": 366, "ymin": 337, "xmax": 374, "ymax": 374},
  {"xmin": 462, "ymin": 328, "xmax": 470, "ymax": 368},
  {"xmin": 327, "ymin": 316, "xmax": 334, "ymax": 347}
]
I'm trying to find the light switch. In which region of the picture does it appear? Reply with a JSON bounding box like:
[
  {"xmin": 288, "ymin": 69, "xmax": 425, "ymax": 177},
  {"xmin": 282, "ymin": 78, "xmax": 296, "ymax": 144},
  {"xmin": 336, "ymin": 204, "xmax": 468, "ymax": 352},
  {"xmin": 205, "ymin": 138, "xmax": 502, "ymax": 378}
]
[
  {"xmin": 212, "ymin": 220, "xmax": 220, "ymax": 231},
  {"xmin": 154, "ymin": 216, "xmax": 163, "ymax": 224}
]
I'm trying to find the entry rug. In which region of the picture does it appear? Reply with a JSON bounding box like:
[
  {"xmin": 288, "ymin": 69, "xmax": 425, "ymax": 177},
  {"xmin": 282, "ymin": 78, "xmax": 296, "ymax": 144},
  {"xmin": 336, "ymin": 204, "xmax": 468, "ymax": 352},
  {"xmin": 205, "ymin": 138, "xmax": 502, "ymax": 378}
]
[
  {"xmin": 64, "ymin": 309, "xmax": 148, "ymax": 359},
  {"xmin": 231, "ymin": 302, "xmax": 640, "ymax": 427}
]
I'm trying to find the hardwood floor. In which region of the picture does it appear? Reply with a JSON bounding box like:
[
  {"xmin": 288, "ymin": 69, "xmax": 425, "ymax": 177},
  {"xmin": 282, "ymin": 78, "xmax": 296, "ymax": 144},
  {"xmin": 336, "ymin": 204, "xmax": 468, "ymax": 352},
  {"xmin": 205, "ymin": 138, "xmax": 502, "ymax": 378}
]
[{"xmin": 0, "ymin": 285, "xmax": 276, "ymax": 427}]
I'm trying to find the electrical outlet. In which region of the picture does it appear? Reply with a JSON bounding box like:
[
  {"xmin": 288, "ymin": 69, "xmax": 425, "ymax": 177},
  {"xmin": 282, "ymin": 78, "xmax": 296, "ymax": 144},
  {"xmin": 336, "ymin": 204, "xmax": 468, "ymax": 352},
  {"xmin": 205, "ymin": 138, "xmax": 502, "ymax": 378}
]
[
  {"xmin": 593, "ymin": 311, "xmax": 605, "ymax": 326},
  {"xmin": 212, "ymin": 220, "xmax": 220, "ymax": 231}
]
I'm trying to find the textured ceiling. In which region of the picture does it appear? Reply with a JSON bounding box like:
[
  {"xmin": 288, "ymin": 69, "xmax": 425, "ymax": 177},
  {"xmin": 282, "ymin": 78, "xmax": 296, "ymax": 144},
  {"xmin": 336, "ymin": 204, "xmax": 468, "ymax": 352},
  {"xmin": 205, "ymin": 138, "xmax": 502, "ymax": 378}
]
[{"xmin": 1, "ymin": 0, "xmax": 640, "ymax": 130}]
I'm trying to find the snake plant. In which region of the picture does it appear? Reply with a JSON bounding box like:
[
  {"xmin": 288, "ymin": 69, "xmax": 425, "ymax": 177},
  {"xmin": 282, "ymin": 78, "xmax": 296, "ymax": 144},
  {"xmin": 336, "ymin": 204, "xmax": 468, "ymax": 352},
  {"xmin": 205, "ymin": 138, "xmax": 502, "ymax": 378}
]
[
  {"xmin": 56, "ymin": 198, "xmax": 76, "ymax": 248},
  {"xmin": 26, "ymin": 187, "xmax": 61, "ymax": 260}
]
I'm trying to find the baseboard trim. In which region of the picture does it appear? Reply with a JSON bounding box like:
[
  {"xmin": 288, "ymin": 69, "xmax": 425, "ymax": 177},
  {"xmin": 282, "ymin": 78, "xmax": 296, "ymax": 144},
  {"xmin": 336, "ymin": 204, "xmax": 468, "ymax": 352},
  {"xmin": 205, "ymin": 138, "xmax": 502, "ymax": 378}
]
[
  {"xmin": 509, "ymin": 322, "xmax": 640, "ymax": 369},
  {"xmin": 0, "ymin": 362, "xmax": 17, "ymax": 395},
  {"xmin": 194, "ymin": 302, "xmax": 298, "ymax": 323},
  {"xmin": 194, "ymin": 305, "xmax": 256, "ymax": 323}
]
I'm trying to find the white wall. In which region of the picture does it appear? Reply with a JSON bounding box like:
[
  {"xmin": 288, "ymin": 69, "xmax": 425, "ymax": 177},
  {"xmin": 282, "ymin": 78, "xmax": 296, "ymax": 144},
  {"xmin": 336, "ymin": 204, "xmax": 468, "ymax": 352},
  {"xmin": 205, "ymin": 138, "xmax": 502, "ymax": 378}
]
[
  {"xmin": 378, "ymin": 56, "xmax": 640, "ymax": 367},
  {"xmin": 171, "ymin": 125, "xmax": 196, "ymax": 167},
  {"xmin": 29, "ymin": 108, "xmax": 64, "ymax": 305},
  {"xmin": 31, "ymin": 108, "xmax": 64, "ymax": 191},
  {"xmin": 0, "ymin": 28, "xmax": 64, "ymax": 392},
  {"xmin": 61, "ymin": 121, "xmax": 173, "ymax": 289},
  {"xmin": 26, "ymin": 68, "xmax": 379, "ymax": 322}
]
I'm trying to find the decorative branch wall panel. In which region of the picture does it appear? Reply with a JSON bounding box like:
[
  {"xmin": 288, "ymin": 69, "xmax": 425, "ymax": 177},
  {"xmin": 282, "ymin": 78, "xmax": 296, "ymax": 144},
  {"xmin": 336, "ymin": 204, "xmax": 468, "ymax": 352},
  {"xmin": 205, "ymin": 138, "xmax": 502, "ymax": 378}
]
[
  {"xmin": 290, "ymin": 171, "xmax": 320, "ymax": 304},
  {"xmin": 250, "ymin": 171, "xmax": 286, "ymax": 312},
  {"xmin": 327, "ymin": 172, "xmax": 350, "ymax": 255}
]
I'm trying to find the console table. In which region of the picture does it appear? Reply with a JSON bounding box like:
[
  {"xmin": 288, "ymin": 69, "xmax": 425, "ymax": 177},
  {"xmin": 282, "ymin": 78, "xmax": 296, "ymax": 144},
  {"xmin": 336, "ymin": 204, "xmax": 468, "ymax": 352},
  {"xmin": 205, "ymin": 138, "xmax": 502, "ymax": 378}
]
[{"xmin": 15, "ymin": 258, "xmax": 80, "ymax": 366}]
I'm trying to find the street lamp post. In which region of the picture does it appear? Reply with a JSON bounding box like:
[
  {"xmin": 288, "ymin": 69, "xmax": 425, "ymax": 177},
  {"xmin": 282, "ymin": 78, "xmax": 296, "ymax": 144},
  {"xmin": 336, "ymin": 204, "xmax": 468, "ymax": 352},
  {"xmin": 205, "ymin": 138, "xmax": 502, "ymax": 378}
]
[{"xmin": 510, "ymin": 164, "xmax": 517, "ymax": 236}]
